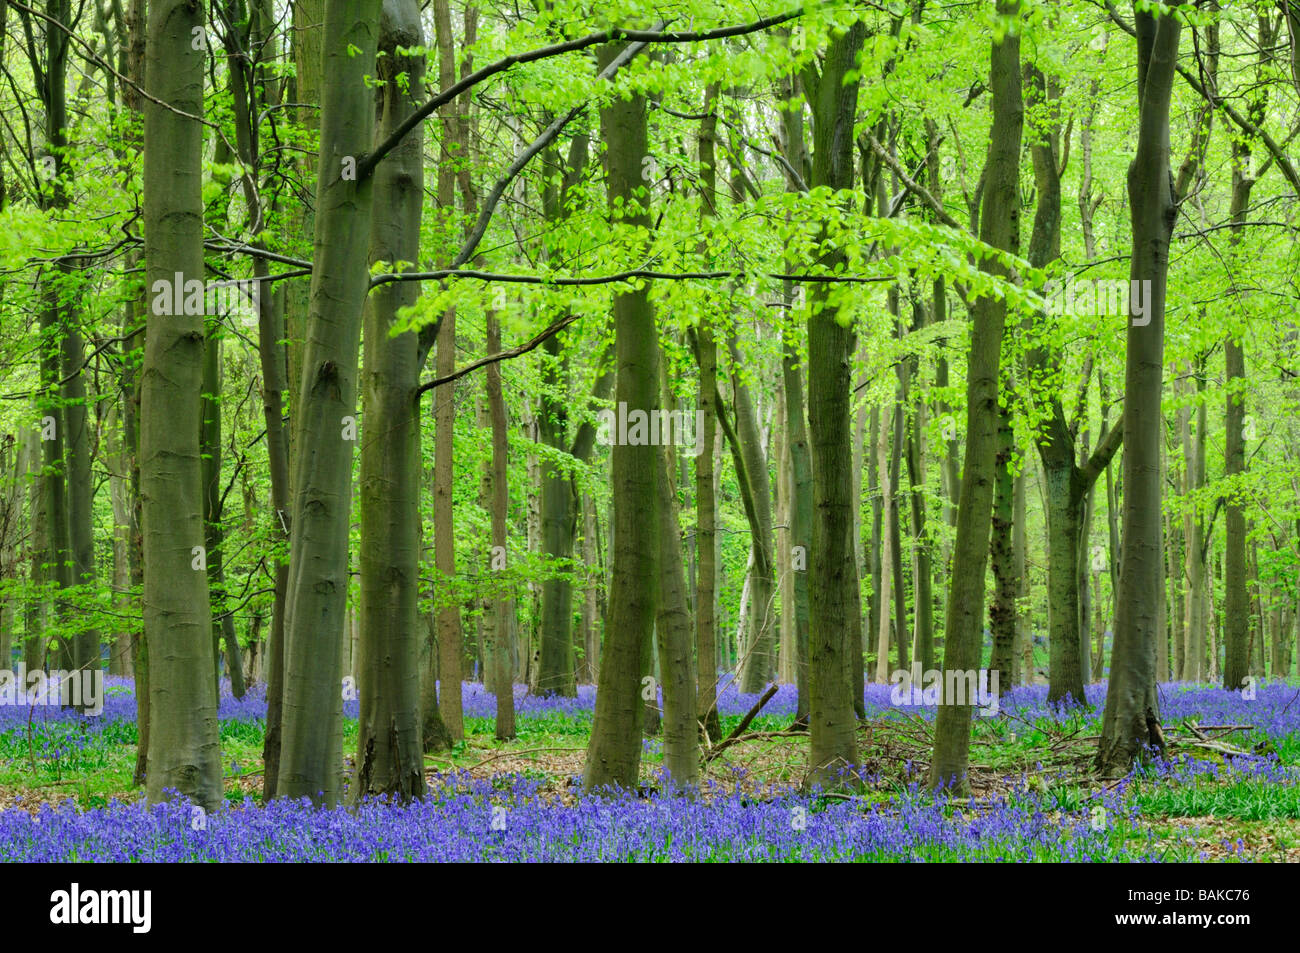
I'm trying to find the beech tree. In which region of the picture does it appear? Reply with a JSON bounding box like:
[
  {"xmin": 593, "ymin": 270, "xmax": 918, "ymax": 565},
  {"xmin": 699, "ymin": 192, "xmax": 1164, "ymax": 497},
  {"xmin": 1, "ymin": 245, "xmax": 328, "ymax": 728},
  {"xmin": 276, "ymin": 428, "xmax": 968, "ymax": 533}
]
[
  {"xmin": 804, "ymin": 20, "xmax": 867, "ymax": 790},
  {"xmin": 1097, "ymin": 0, "xmax": 1181, "ymax": 778},
  {"xmin": 140, "ymin": 0, "xmax": 221, "ymax": 808},
  {"xmin": 929, "ymin": 0, "xmax": 1022, "ymax": 792},
  {"xmin": 277, "ymin": 0, "xmax": 383, "ymax": 806},
  {"xmin": 583, "ymin": 37, "xmax": 658, "ymax": 792},
  {"xmin": 354, "ymin": 0, "xmax": 428, "ymax": 802},
  {"xmin": 4, "ymin": 0, "xmax": 1298, "ymax": 826}
]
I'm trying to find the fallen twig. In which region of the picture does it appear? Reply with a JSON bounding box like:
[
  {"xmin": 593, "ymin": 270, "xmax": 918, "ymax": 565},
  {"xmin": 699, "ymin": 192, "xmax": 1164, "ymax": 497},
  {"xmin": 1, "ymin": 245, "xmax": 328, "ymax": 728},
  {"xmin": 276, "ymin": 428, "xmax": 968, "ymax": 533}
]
[{"xmin": 705, "ymin": 684, "xmax": 779, "ymax": 762}]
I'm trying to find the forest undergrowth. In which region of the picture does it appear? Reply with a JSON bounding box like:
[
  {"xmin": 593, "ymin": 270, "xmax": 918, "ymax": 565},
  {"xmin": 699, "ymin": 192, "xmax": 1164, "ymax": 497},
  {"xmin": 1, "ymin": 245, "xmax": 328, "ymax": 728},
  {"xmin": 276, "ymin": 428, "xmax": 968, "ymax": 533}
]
[{"xmin": 2, "ymin": 677, "xmax": 1295, "ymax": 861}]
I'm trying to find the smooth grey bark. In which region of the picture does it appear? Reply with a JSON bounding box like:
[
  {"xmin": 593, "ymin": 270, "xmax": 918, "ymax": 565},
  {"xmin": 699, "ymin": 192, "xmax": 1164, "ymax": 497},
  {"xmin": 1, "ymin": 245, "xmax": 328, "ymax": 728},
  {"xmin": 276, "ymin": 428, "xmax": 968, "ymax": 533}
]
[
  {"xmin": 887, "ymin": 394, "xmax": 908, "ymax": 674},
  {"xmin": 654, "ymin": 377, "xmax": 698, "ymax": 788},
  {"xmin": 270, "ymin": 0, "xmax": 321, "ymax": 779},
  {"xmin": 535, "ymin": 135, "xmax": 594, "ymax": 698},
  {"xmin": 0, "ymin": 437, "xmax": 21, "ymax": 669},
  {"xmin": 120, "ymin": 0, "xmax": 148, "ymax": 783},
  {"xmin": 781, "ymin": 339, "xmax": 813, "ymax": 724},
  {"xmin": 1167, "ymin": 12, "xmax": 1218, "ymax": 683},
  {"xmin": 535, "ymin": 338, "xmax": 576, "ymax": 696},
  {"xmin": 1222, "ymin": 141, "xmax": 1256, "ymax": 690},
  {"xmin": 61, "ymin": 320, "xmax": 99, "ymax": 682},
  {"xmin": 1179, "ymin": 366, "xmax": 1208, "ymax": 681},
  {"xmin": 1096, "ymin": 0, "xmax": 1180, "ymax": 777},
  {"xmin": 431, "ymin": 0, "xmax": 463, "ymax": 742},
  {"xmin": 483, "ymin": 306, "xmax": 518, "ymax": 741},
  {"xmin": 141, "ymin": 0, "xmax": 221, "ymax": 809},
  {"xmin": 580, "ymin": 494, "xmax": 603, "ymax": 684},
  {"xmin": 692, "ymin": 87, "xmax": 722, "ymax": 741},
  {"xmin": 418, "ymin": 462, "xmax": 453, "ymax": 752},
  {"xmin": 277, "ymin": 0, "xmax": 382, "ymax": 806},
  {"xmin": 730, "ymin": 338, "xmax": 777, "ymax": 693},
  {"xmin": 804, "ymin": 22, "xmax": 866, "ymax": 790},
  {"xmin": 929, "ymin": 3, "xmax": 1021, "ymax": 792},
  {"xmin": 33, "ymin": 0, "xmax": 77, "ymax": 678},
  {"xmin": 776, "ymin": 396, "xmax": 792, "ymax": 685},
  {"xmin": 1219, "ymin": 13, "xmax": 1264, "ymax": 687},
  {"xmin": 1013, "ymin": 465, "xmax": 1029, "ymax": 683},
  {"xmin": 584, "ymin": 39, "xmax": 659, "ymax": 792},
  {"xmin": 1165, "ymin": 452, "xmax": 1183, "ymax": 680},
  {"xmin": 534, "ymin": 333, "xmax": 613, "ymax": 697},
  {"xmin": 774, "ymin": 72, "xmax": 813, "ymax": 723},
  {"xmin": 217, "ymin": 0, "xmax": 293, "ymax": 795},
  {"xmin": 200, "ymin": 326, "xmax": 245, "ymax": 700},
  {"xmin": 874, "ymin": 400, "xmax": 894, "ymax": 684},
  {"xmin": 866, "ymin": 406, "xmax": 881, "ymax": 664},
  {"xmin": 22, "ymin": 422, "xmax": 48, "ymax": 674},
  {"xmin": 37, "ymin": 293, "xmax": 72, "ymax": 674},
  {"xmin": 905, "ymin": 299, "xmax": 935, "ymax": 673},
  {"xmin": 988, "ymin": 389, "xmax": 1017, "ymax": 689},
  {"xmin": 353, "ymin": 0, "xmax": 429, "ymax": 803},
  {"xmin": 105, "ymin": 406, "xmax": 133, "ymax": 677},
  {"xmin": 693, "ymin": 320, "xmax": 722, "ymax": 742}
]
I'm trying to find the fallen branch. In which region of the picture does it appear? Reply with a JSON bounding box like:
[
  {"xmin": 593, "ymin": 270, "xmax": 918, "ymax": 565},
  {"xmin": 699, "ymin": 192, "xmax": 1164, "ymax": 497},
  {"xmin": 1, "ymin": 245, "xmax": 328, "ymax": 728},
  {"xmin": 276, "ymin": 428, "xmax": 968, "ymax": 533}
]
[
  {"xmin": 705, "ymin": 683, "xmax": 779, "ymax": 761},
  {"xmin": 1178, "ymin": 739, "xmax": 1255, "ymax": 758},
  {"xmin": 426, "ymin": 746, "xmax": 588, "ymax": 774},
  {"xmin": 1181, "ymin": 724, "xmax": 1255, "ymax": 735}
]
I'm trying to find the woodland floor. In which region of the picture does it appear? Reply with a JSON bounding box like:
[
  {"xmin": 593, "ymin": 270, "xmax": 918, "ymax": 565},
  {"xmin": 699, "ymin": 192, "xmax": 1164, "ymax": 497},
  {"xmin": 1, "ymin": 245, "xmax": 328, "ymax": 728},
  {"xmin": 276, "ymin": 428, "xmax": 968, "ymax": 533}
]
[{"xmin": 1, "ymin": 678, "xmax": 1297, "ymax": 861}]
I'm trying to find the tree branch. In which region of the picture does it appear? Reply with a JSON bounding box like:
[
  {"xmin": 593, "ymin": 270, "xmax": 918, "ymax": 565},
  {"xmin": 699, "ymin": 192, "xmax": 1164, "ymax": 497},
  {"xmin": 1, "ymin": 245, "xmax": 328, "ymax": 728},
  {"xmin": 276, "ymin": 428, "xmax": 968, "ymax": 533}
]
[
  {"xmin": 416, "ymin": 313, "xmax": 582, "ymax": 396},
  {"xmin": 357, "ymin": 9, "xmax": 807, "ymax": 179}
]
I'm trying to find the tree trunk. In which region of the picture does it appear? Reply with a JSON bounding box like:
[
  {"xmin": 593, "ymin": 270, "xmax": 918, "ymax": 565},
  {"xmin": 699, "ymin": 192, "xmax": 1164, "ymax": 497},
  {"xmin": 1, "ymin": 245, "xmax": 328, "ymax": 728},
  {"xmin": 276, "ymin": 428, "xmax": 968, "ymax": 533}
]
[
  {"xmin": 0, "ymin": 438, "xmax": 19, "ymax": 671},
  {"xmin": 988, "ymin": 392, "xmax": 1017, "ymax": 688},
  {"xmin": 141, "ymin": 0, "xmax": 221, "ymax": 808},
  {"xmin": 694, "ymin": 323, "xmax": 722, "ymax": 742},
  {"xmin": 1043, "ymin": 465, "xmax": 1086, "ymax": 704},
  {"xmin": 535, "ymin": 341, "xmax": 576, "ymax": 696},
  {"xmin": 1166, "ymin": 473, "xmax": 1183, "ymax": 680},
  {"xmin": 693, "ymin": 88, "xmax": 723, "ymax": 741},
  {"xmin": 1022, "ymin": 60, "xmax": 1123, "ymax": 706},
  {"xmin": 654, "ymin": 393, "xmax": 698, "ymax": 788},
  {"xmin": 484, "ymin": 307, "xmax": 517, "ymax": 740},
  {"xmin": 905, "ymin": 315, "xmax": 935, "ymax": 673},
  {"xmin": 1222, "ymin": 143, "xmax": 1255, "ymax": 690},
  {"xmin": 532, "ymin": 133, "xmax": 599, "ymax": 698},
  {"xmin": 874, "ymin": 403, "xmax": 894, "ymax": 684},
  {"xmin": 804, "ymin": 22, "xmax": 866, "ymax": 789},
  {"xmin": 1078, "ymin": 459, "xmax": 1096, "ymax": 685},
  {"xmin": 1013, "ymin": 466, "xmax": 1028, "ymax": 683},
  {"xmin": 775, "ymin": 393, "xmax": 793, "ymax": 686},
  {"xmin": 581, "ymin": 495, "xmax": 602, "ymax": 684},
  {"xmin": 277, "ymin": 0, "xmax": 382, "ymax": 806},
  {"xmin": 266, "ymin": 0, "xmax": 322, "ymax": 797},
  {"xmin": 106, "ymin": 408, "xmax": 134, "ymax": 677},
  {"xmin": 22, "ymin": 423, "xmax": 49, "ymax": 675},
  {"xmin": 887, "ymin": 401, "xmax": 908, "ymax": 674},
  {"xmin": 867, "ymin": 406, "xmax": 882, "ymax": 672},
  {"xmin": 584, "ymin": 39, "xmax": 659, "ymax": 792},
  {"xmin": 1180, "ymin": 364, "xmax": 1208, "ymax": 681},
  {"xmin": 37, "ymin": 136, "xmax": 74, "ymax": 677},
  {"xmin": 431, "ymin": 0, "xmax": 464, "ymax": 741},
  {"xmin": 1097, "ymin": 0, "xmax": 1180, "ymax": 777},
  {"xmin": 929, "ymin": 3, "xmax": 1021, "ymax": 792},
  {"xmin": 729, "ymin": 339, "xmax": 776, "ymax": 693},
  {"xmin": 201, "ymin": 324, "xmax": 245, "ymax": 700},
  {"xmin": 781, "ymin": 342, "xmax": 812, "ymax": 725},
  {"xmin": 118, "ymin": 142, "xmax": 148, "ymax": 784},
  {"xmin": 353, "ymin": 0, "xmax": 432, "ymax": 803},
  {"xmin": 62, "ymin": 320, "xmax": 99, "ymax": 683}
]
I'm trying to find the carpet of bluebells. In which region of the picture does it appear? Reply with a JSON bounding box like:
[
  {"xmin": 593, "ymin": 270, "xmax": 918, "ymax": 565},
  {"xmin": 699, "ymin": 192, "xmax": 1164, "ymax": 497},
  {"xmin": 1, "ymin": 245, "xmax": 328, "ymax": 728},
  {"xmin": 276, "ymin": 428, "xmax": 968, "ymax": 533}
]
[
  {"xmin": 1, "ymin": 676, "xmax": 1297, "ymax": 862},
  {"xmin": 2, "ymin": 774, "xmax": 1154, "ymax": 862}
]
